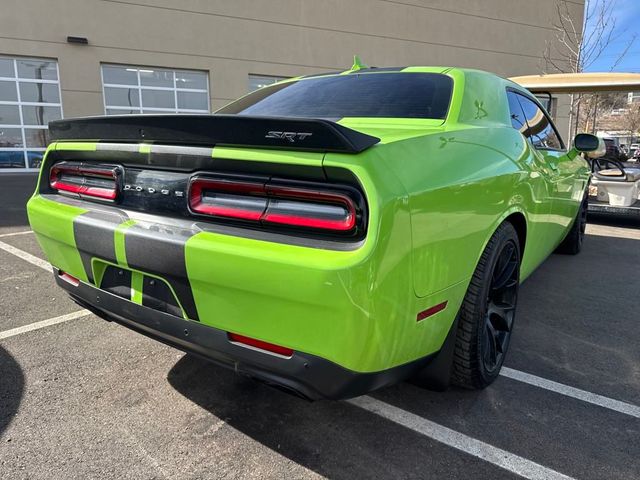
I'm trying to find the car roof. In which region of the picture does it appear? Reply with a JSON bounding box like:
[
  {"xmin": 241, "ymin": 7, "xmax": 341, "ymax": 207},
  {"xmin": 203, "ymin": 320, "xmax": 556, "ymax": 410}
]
[
  {"xmin": 296, "ymin": 67, "xmax": 528, "ymax": 96},
  {"xmin": 299, "ymin": 66, "xmax": 452, "ymax": 78}
]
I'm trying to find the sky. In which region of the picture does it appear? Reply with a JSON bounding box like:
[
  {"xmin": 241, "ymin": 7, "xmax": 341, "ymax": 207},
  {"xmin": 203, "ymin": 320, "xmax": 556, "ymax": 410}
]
[{"xmin": 583, "ymin": 0, "xmax": 640, "ymax": 72}]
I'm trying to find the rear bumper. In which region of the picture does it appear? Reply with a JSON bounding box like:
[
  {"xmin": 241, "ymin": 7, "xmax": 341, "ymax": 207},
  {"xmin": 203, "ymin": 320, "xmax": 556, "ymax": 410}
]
[
  {"xmin": 57, "ymin": 272, "xmax": 435, "ymax": 400},
  {"xmin": 29, "ymin": 192, "xmax": 457, "ymax": 374}
]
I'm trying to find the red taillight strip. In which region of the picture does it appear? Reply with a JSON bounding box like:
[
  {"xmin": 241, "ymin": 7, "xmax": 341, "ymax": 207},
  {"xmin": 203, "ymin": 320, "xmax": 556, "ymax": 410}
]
[
  {"xmin": 193, "ymin": 203, "xmax": 264, "ymax": 220},
  {"xmin": 263, "ymin": 185, "xmax": 356, "ymax": 231},
  {"xmin": 416, "ymin": 301, "xmax": 448, "ymax": 321},
  {"xmin": 189, "ymin": 177, "xmax": 358, "ymax": 232},
  {"xmin": 228, "ymin": 332, "xmax": 294, "ymax": 357},
  {"xmin": 261, "ymin": 211, "xmax": 354, "ymax": 231},
  {"xmin": 51, "ymin": 180, "xmax": 117, "ymax": 200},
  {"xmin": 50, "ymin": 163, "xmax": 118, "ymax": 200}
]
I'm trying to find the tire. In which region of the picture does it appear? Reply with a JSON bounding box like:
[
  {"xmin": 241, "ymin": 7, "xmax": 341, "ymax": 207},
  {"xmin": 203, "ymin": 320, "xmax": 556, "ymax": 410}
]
[
  {"xmin": 451, "ymin": 221, "xmax": 520, "ymax": 389},
  {"xmin": 555, "ymin": 194, "xmax": 587, "ymax": 255}
]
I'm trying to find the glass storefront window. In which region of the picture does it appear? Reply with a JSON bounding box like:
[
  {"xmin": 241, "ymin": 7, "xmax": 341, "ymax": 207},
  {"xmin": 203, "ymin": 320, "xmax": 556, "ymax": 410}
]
[
  {"xmin": 0, "ymin": 56, "xmax": 61, "ymax": 170},
  {"xmin": 248, "ymin": 74, "xmax": 287, "ymax": 92},
  {"xmin": 101, "ymin": 64, "xmax": 210, "ymax": 115}
]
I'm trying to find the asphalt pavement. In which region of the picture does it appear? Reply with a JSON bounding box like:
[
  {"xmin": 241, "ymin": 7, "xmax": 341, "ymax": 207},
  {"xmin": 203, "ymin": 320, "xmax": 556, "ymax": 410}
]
[{"xmin": 0, "ymin": 197, "xmax": 638, "ymax": 479}]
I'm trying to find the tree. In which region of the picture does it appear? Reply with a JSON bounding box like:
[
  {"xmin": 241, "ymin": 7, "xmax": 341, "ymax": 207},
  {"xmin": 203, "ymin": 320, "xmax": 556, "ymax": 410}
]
[
  {"xmin": 542, "ymin": 0, "xmax": 636, "ymax": 137},
  {"xmin": 577, "ymin": 92, "xmax": 627, "ymax": 133},
  {"xmin": 621, "ymin": 102, "xmax": 640, "ymax": 140}
]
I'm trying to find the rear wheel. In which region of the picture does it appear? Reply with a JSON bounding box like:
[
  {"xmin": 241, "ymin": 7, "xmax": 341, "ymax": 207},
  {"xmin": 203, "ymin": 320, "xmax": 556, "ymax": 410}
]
[
  {"xmin": 555, "ymin": 194, "xmax": 587, "ymax": 255},
  {"xmin": 451, "ymin": 222, "xmax": 520, "ymax": 389}
]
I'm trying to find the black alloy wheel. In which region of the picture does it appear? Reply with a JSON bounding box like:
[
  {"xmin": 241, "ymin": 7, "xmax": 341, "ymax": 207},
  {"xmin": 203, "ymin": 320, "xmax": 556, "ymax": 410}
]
[
  {"xmin": 451, "ymin": 221, "xmax": 521, "ymax": 389},
  {"xmin": 481, "ymin": 239, "xmax": 519, "ymax": 373},
  {"xmin": 556, "ymin": 194, "xmax": 588, "ymax": 255}
]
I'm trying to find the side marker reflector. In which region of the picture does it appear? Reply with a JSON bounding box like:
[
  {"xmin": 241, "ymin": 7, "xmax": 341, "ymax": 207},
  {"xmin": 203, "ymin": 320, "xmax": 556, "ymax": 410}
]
[
  {"xmin": 417, "ymin": 301, "xmax": 448, "ymax": 322},
  {"xmin": 58, "ymin": 270, "xmax": 80, "ymax": 287},
  {"xmin": 228, "ymin": 332, "xmax": 294, "ymax": 358}
]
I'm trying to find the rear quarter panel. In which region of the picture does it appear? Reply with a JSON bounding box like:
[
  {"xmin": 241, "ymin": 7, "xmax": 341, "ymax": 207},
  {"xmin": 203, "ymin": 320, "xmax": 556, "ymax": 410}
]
[{"xmin": 376, "ymin": 125, "xmax": 546, "ymax": 298}]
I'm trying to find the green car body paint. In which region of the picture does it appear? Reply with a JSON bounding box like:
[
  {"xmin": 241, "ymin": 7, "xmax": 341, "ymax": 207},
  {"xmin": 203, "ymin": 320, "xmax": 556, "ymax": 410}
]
[{"xmin": 27, "ymin": 67, "xmax": 591, "ymax": 399}]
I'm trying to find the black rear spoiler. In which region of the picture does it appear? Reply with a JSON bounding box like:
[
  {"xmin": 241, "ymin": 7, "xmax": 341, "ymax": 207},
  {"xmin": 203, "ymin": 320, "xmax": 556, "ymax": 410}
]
[{"xmin": 48, "ymin": 114, "xmax": 380, "ymax": 154}]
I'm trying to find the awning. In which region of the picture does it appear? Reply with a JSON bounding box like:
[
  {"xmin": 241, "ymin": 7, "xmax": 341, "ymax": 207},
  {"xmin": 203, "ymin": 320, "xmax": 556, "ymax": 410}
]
[{"xmin": 508, "ymin": 72, "xmax": 640, "ymax": 94}]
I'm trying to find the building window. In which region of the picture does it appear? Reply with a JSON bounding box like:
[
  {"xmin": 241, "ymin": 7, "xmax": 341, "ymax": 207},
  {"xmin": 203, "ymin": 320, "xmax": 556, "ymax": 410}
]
[
  {"xmin": 248, "ymin": 74, "xmax": 287, "ymax": 92},
  {"xmin": 101, "ymin": 65, "xmax": 210, "ymax": 115},
  {"xmin": 0, "ymin": 56, "xmax": 62, "ymax": 170}
]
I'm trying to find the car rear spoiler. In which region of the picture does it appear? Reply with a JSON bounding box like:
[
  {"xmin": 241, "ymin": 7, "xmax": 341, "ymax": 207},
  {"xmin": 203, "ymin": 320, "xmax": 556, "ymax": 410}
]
[{"xmin": 48, "ymin": 114, "xmax": 380, "ymax": 154}]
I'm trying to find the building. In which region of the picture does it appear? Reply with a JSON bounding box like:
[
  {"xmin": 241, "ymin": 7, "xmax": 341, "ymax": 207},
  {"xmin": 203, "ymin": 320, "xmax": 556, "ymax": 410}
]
[{"xmin": 0, "ymin": 0, "xmax": 585, "ymax": 174}]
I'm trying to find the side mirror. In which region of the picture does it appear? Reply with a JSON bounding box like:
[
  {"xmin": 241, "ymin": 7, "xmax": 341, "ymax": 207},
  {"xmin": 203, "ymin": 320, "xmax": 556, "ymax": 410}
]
[{"xmin": 574, "ymin": 133, "xmax": 606, "ymax": 158}]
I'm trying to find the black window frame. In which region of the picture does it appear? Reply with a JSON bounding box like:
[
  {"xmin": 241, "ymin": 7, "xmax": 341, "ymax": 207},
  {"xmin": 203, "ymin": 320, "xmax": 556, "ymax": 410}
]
[
  {"xmin": 506, "ymin": 90, "xmax": 529, "ymax": 133},
  {"xmin": 505, "ymin": 87, "xmax": 565, "ymax": 151}
]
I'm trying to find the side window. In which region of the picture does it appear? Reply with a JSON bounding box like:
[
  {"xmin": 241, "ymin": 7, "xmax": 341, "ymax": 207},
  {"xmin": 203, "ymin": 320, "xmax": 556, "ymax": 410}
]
[
  {"xmin": 507, "ymin": 91, "xmax": 527, "ymax": 132},
  {"xmin": 515, "ymin": 94, "xmax": 564, "ymax": 150}
]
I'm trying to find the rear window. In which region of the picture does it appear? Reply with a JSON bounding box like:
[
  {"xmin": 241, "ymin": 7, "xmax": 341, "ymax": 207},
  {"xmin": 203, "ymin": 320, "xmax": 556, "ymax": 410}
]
[{"xmin": 217, "ymin": 73, "xmax": 453, "ymax": 120}]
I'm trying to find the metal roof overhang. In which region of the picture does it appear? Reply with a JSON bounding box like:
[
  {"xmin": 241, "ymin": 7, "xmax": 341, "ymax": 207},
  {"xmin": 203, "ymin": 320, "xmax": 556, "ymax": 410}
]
[{"xmin": 508, "ymin": 72, "xmax": 640, "ymax": 94}]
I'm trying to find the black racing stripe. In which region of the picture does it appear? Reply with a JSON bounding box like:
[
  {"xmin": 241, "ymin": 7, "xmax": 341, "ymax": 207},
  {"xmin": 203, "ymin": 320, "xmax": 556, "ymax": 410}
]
[
  {"xmin": 124, "ymin": 223, "xmax": 199, "ymax": 321},
  {"xmin": 73, "ymin": 210, "xmax": 129, "ymax": 282}
]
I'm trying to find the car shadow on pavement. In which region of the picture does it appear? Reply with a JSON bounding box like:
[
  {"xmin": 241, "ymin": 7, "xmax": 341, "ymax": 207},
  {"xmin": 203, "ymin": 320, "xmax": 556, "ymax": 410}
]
[
  {"xmin": 167, "ymin": 354, "xmax": 504, "ymax": 480},
  {"xmin": 587, "ymin": 213, "xmax": 640, "ymax": 229},
  {"xmin": 167, "ymin": 354, "xmax": 402, "ymax": 479},
  {"xmin": 0, "ymin": 346, "xmax": 25, "ymax": 437}
]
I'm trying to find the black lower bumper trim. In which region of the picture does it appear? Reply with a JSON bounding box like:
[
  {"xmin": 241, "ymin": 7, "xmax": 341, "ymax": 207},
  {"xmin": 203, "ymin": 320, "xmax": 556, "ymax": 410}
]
[{"xmin": 56, "ymin": 273, "xmax": 435, "ymax": 400}]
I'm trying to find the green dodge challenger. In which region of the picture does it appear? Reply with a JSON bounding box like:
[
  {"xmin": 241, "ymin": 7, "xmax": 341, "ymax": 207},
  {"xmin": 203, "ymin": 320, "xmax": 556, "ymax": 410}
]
[{"xmin": 27, "ymin": 66, "xmax": 601, "ymax": 399}]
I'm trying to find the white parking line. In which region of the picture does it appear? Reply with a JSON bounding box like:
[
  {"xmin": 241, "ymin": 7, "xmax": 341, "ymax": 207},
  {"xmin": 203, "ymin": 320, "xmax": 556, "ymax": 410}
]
[
  {"xmin": 0, "ymin": 239, "xmax": 51, "ymax": 271},
  {"xmin": 0, "ymin": 310, "xmax": 91, "ymax": 341},
  {"xmin": 585, "ymin": 224, "xmax": 640, "ymax": 241},
  {"xmin": 349, "ymin": 396, "xmax": 574, "ymax": 480},
  {"xmin": 501, "ymin": 367, "xmax": 640, "ymax": 419},
  {"xmin": 0, "ymin": 230, "xmax": 32, "ymax": 238},
  {"xmin": 1, "ymin": 228, "xmax": 638, "ymax": 424}
]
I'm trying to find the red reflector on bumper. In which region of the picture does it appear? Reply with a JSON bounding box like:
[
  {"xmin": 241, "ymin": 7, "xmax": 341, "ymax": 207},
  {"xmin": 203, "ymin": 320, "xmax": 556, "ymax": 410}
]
[
  {"xmin": 228, "ymin": 332, "xmax": 294, "ymax": 357},
  {"xmin": 58, "ymin": 270, "xmax": 80, "ymax": 287},
  {"xmin": 416, "ymin": 301, "xmax": 448, "ymax": 321}
]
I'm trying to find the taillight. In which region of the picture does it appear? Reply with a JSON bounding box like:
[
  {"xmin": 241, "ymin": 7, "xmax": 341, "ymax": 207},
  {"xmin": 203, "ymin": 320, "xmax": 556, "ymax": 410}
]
[
  {"xmin": 188, "ymin": 178, "xmax": 267, "ymax": 221},
  {"xmin": 189, "ymin": 176, "xmax": 359, "ymax": 233},
  {"xmin": 263, "ymin": 185, "xmax": 355, "ymax": 231},
  {"xmin": 50, "ymin": 162, "xmax": 119, "ymax": 201}
]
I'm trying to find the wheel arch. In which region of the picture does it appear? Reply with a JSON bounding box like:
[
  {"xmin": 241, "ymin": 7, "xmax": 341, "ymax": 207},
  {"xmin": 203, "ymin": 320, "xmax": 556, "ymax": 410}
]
[
  {"xmin": 476, "ymin": 208, "xmax": 528, "ymax": 264},
  {"xmin": 503, "ymin": 211, "xmax": 527, "ymax": 258},
  {"xmin": 413, "ymin": 209, "xmax": 526, "ymax": 391},
  {"xmin": 468, "ymin": 209, "xmax": 528, "ymax": 284}
]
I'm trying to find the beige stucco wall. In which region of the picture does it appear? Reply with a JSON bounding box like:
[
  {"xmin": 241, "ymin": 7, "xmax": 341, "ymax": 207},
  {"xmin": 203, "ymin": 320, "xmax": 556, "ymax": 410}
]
[{"xmin": 0, "ymin": 0, "xmax": 583, "ymax": 137}]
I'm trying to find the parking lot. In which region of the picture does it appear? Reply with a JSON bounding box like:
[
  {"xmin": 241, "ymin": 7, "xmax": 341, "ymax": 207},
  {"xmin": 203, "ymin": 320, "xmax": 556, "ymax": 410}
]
[{"xmin": 1, "ymin": 191, "xmax": 639, "ymax": 479}]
